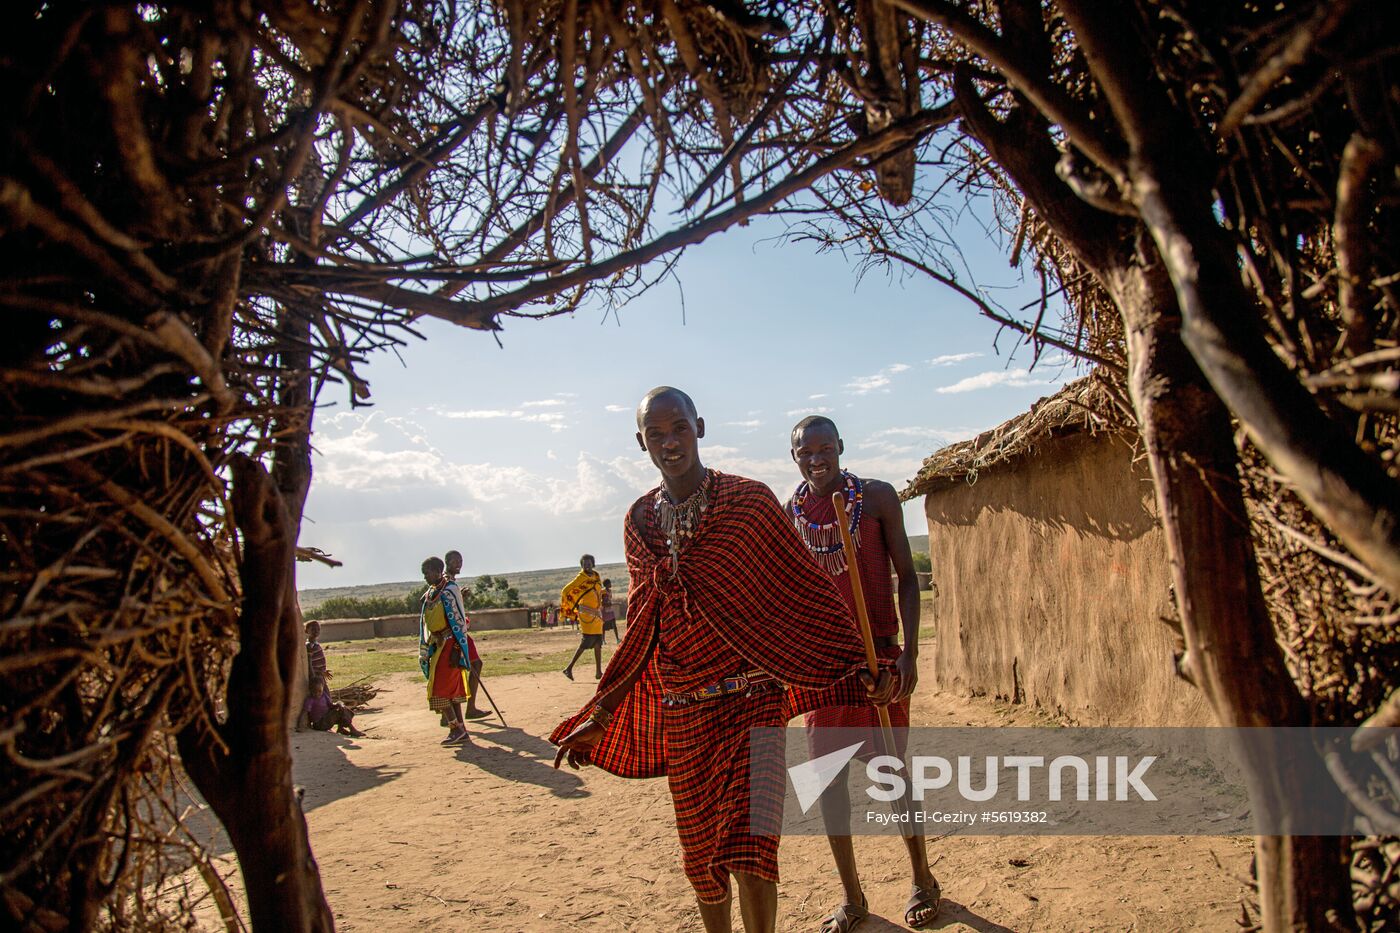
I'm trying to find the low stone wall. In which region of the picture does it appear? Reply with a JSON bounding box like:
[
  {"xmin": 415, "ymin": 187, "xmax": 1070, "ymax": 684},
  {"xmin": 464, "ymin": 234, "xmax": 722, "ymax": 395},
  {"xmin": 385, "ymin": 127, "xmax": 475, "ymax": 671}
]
[
  {"xmin": 921, "ymin": 431, "xmax": 1212, "ymax": 727},
  {"xmin": 318, "ymin": 607, "xmax": 532, "ymax": 642},
  {"xmin": 318, "ymin": 618, "xmax": 378, "ymax": 642}
]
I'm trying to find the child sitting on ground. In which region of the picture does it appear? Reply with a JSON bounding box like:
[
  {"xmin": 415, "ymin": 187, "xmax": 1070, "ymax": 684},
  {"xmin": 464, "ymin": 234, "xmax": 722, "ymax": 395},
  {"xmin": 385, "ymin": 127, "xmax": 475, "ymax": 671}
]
[{"xmin": 297, "ymin": 674, "xmax": 365, "ymax": 737}]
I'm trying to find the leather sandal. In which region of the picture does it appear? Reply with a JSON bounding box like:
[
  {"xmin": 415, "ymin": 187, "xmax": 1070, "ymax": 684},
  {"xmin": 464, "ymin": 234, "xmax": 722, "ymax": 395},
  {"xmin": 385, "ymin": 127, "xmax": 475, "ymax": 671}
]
[
  {"xmin": 905, "ymin": 878, "xmax": 941, "ymax": 929},
  {"xmin": 820, "ymin": 894, "xmax": 868, "ymax": 933}
]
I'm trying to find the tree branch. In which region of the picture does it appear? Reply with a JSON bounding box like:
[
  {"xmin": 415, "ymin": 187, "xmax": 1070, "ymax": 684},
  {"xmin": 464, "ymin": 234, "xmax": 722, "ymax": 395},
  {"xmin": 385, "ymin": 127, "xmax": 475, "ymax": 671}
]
[
  {"xmin": 884, "ymin": 0, "xmax": 1124, "ymax": 179},
  {"xmin": 1059, "ymin": 0, "xmax": 1400, "ymax": 599}
]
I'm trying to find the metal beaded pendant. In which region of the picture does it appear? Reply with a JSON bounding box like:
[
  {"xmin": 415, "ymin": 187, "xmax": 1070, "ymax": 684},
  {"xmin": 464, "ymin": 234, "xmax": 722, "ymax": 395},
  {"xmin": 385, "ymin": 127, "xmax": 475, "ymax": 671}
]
[{"xmin": 655, "ymin": 470, "xmax": 711, "ymax": 574}]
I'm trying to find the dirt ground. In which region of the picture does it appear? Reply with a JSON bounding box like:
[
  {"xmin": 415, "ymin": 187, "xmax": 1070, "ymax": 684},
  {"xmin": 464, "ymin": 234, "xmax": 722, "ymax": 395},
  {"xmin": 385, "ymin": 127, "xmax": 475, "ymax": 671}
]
[{"xmin": 191, "ymin": 643, "xmax": 1254, "ymax": 932}]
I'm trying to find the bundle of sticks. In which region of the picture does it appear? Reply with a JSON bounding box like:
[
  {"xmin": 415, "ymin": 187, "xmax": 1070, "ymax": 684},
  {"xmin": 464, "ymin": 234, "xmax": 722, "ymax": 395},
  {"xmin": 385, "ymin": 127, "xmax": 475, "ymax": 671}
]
[{"xmin": 330, "ymin": 679, "xmax": 380, "ymax": 712}]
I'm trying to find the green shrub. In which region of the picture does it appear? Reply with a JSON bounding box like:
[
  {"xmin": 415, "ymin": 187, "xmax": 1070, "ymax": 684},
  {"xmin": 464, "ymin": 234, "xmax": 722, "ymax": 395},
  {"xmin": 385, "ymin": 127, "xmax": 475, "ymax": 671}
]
[{"xmin": 306, "ymin": 578, "xmax": 522, "ymax": 619}]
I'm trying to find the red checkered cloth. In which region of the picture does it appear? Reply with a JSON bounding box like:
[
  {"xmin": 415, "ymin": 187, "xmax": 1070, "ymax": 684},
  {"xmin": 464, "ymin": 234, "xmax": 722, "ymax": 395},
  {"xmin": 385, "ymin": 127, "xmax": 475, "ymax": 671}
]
[{"xmin": 549, "ymin": 471, "xmax": 871, "ymax": 900}]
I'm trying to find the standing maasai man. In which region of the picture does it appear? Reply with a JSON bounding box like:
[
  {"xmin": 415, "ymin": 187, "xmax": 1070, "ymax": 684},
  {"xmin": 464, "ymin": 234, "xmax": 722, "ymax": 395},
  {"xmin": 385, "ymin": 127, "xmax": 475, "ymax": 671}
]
[
  {"xmin": 787, "ymin": 416, "xmax": 940, "ymax": 931},
  {"xmin": 444, "ymin": 550, "xmax": 488, "ymax": 719},
  {"xmin": 552, "ymin": 387, "xmax": 896, "ymax": 933},
  {"xmin": 417, "ymin": 556, "xmax": 471, "ymax": 746},
  {"xmin": 560, "ymin": 554, "xmax": 605, "ymax": 680}
]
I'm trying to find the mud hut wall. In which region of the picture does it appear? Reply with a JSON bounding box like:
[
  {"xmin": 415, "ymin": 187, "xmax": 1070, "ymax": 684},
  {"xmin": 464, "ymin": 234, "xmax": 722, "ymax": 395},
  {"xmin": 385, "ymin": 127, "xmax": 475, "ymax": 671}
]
[{"xmin": 922, "ymin": 432, "xmax": 1212, "ymax": 726}]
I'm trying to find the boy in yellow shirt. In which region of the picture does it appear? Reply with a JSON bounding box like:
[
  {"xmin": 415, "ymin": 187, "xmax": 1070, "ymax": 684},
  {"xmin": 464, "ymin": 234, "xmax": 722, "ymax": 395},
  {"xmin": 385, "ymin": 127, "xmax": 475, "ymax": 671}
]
[{"xmin": 560, "ymin": 553, "xmax": 604, "ymax": 680}]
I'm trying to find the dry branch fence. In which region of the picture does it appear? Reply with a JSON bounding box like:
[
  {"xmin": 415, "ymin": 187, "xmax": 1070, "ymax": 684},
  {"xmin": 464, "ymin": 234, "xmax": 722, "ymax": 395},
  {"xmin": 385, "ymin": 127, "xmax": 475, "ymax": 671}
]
[
  {"xmin": 2, "ymin": 1, "xmax": 1399, "ymax": 931},
  {"xmin": 0, "ymin": 2, "xmax": 952, "ymax": 928}
]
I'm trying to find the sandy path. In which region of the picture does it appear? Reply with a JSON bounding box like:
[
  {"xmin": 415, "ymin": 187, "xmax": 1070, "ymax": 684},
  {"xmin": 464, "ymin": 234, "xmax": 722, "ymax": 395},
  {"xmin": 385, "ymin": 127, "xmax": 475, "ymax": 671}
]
[{"xmin": 197, "ymin": 666, "xmax": 1252, "ymax": 931}]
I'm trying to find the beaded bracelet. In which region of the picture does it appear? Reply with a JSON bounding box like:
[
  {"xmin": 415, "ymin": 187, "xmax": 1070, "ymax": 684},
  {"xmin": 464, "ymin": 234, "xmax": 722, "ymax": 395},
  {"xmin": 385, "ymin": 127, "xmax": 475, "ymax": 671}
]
[{"xmin": 588, "ymin": 705, "xmax": 613, "ymax": 728}]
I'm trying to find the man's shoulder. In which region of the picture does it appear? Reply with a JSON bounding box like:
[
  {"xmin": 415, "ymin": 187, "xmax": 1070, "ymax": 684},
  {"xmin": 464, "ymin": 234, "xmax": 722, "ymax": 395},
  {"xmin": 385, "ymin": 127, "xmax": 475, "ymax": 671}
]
[
  {"xmin": 626, "ymin": 489, "xmax": 658, "ymax": 530},
  {"xmin": 857, "ymin": 475, "xmax": 899, "ymax": 505},
  {"xmin": 710, "ymin": 473, "xmax": 788, "ymax": 527},
  {"xmin": 715, "ymin": 471, "xmax": 777, "ymax": 502}
]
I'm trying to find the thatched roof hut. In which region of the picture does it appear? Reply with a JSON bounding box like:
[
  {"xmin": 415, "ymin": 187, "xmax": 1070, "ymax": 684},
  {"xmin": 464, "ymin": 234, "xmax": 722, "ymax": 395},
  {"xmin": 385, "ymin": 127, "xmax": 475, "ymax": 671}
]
[
  {"xmin": 902, "ymin": 376, "xmax": 1131, "ymax": 498},
  {"xmin": 903, "ymin": 376, "xmax": 1211, "ymax": 726}
]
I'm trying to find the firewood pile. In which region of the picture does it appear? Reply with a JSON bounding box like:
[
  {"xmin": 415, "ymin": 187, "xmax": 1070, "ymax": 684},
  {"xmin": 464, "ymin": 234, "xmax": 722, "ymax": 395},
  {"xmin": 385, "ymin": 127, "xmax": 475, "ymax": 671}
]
[{"xmin": 331, "ymin": 682, "xmax": 381, "ymax": 712}]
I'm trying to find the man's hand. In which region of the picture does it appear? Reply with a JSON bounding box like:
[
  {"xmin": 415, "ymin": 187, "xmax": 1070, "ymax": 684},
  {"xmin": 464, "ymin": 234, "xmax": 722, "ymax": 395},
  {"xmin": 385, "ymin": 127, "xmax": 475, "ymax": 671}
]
[
  {"xmin": 552, "ymin": 719, "xmax": 605, "ymax": 769},
  {"xmin": 858, "ymin": 667, "xmax": 900, "ymax": 707},
  {"xmin": 894, "ymin": 650, "xmax": 918, "ymax": 701}
]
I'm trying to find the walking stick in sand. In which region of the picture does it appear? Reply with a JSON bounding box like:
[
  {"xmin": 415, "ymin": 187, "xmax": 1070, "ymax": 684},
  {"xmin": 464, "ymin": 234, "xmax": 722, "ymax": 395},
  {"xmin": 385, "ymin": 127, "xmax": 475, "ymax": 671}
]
[
  {"xmin": 475, "ymin": 675, "xmax": 507, "ymax": 728},
  {"xmin": 831, "ymin": 491, "xmax": 914, "ymax": 837}
]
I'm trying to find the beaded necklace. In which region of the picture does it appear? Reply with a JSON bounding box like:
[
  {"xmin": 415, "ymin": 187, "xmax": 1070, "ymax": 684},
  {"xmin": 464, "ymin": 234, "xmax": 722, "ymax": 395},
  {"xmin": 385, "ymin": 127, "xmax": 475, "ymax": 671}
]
[
  {"xmin": 655, "ymin": 469, "xmax": 713, "ymax": 575},
  {"xmin": 790, "ymin": 470, "xmax": 862, "ymax": 574}
]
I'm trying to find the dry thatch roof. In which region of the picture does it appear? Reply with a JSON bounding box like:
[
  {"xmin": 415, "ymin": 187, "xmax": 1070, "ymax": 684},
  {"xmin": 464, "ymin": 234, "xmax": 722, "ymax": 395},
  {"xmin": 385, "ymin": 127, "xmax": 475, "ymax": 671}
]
[{"xmin": 901, "ymin": 374, "xmax": 1134, "ymax": 499}]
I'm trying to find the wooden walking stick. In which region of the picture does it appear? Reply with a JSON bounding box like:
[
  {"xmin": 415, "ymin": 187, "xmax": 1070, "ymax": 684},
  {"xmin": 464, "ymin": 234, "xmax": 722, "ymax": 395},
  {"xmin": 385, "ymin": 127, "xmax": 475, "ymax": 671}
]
[
  {"xmin": 832, "ymin": 490, "xmax": 914, "ymax": 835},
  {"xmin": 475, "ymin": 674, "xmax": 507, "ymax": 727}
]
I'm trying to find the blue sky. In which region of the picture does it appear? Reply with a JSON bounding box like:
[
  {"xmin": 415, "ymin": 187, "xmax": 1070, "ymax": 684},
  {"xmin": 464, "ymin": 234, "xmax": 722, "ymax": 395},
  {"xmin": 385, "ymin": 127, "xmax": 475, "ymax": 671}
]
[{"xmin": 296, "ymin": 211, "xmax": 1078, "ymax": 589}]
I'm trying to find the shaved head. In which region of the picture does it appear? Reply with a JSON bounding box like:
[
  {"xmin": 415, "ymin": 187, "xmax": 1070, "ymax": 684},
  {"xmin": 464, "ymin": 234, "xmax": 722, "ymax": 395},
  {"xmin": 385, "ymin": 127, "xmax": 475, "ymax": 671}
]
[
  {"xmin": 790, "ymin": 415, "xmax": 839, "ymax": 448},
  {"xmin": 636, "ymin": 386, "xmax": 698, "ymax": 428}
]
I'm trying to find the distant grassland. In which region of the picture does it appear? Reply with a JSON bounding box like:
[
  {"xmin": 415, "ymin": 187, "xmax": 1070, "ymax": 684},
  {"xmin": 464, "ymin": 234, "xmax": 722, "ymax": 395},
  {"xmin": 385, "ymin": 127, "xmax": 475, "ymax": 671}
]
[
  {"xmin": 300, "ymin": 562, "xmax": 628, "ymax": 611},
  {"xmin": 324, "ymin": 628, "xmax": 630, "ymax": 683},
  {"xmin": 300, "ymin": 536, "xmax": 930, "ymax": 612},
  {"xmin": 324, "ymin": 601, "xmax": 940, "ymax": 687}
]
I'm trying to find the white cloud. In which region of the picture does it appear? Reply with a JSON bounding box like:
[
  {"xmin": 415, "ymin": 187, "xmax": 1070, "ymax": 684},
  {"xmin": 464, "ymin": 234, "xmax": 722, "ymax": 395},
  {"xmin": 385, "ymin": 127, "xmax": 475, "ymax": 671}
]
[
  {"xmin": 928, "ymin": 352, "xmax": 983, "ymax": 366},
  {"xmin": 809, "ymin": 393, "xmax": 827, "ymax": 400},
  {"xmin": 370, "ymin": 504, "xmax": 484, "ymax": 532},
  {"xmin": 935, "ymin": 368, "xmax": 1053, "ymax": 394},
  {"xmin": 311, "ymin": 412, "xmax": 651, "ymax": 516},
  {"xmin": 844, "ymin": 362, "xmax": 910, "ymax": 395},
  {"xmin": 522, "ymin": 398, "xmax": 567, "ymax": 408},
  {"xmin": 843, "ymin": 452, "xmax": 930, "ymax": 487},
  {"xmin": 725, "ymin": 420, "xmax": 762, "ymax": 429},
  {"xmin": 432, "ymin": 408, "xmax": 514, "ymax": 419},
  {"xmin": 703, "ymin": 446, "xmax": 798, "ymax": 494},
  {"xmin": 428, "ymin": 405, "xmax": 566, "ymax": 431},
  {"xmin": 845, "ymin": 373, "xmax": 891, "ymax": 394},
  {"xmin": 869, "ymin": 426, "xmax": 977, "ymax": 446},
  {"xmin": 604, "ymin": 404, "xmax": 628, "ymax": 413},
  {"xmin": 786, "ymin": 406, "xmax": 833, "ymax": 416}
]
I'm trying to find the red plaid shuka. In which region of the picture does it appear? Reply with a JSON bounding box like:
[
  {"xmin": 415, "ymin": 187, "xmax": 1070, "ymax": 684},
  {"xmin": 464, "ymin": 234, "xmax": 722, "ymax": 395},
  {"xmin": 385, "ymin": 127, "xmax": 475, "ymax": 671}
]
[
  {"xmin": 550, "ymin": 471, "xmax": 871, "ymax": 902},
  {"xmin": 796, "ymin": 480, "xmax": 911, "ymax": 760}
]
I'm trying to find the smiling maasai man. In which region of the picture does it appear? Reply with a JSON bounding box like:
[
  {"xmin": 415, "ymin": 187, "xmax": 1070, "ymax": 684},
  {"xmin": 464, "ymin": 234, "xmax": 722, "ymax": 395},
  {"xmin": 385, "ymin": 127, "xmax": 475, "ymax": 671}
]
[
  {"xmin": 552, "ymin": 387, "xmax": 897, "ymax": 933},
  {"xmin": 788, "ymin": 415, "xmax": 940, "ymax": 932}
]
